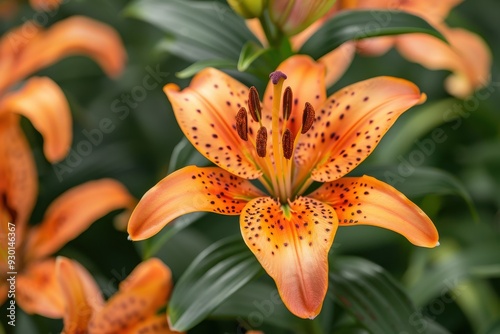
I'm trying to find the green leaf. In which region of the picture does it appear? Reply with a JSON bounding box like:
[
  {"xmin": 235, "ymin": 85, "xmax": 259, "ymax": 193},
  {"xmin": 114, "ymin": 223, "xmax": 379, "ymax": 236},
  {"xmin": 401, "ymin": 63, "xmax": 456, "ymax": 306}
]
[
  {"xmin": 329, "ymin": 256, "xmax": 449, "ymax": 334},
  {"xmin": 237, "ymin": 41, "xmax": 270, "ymax": 72},
  {"xmin": 125, "ymin": 0, "xmax": 258, "ymax": 62},
  {"xmin": 300, "ymin": 10, "xmax": 447, "ymax": 59},
  {"xmin": 140, "ymin": 212, "xmax": 206, "ymax": 259},
  {"xmin": 405, "ymin": 242, "xmax": 500, "ymax": 333},
  {"xmin": 176, "ymin": 59, "xmax": 238, "ymax": 79},
  {"xmin": 212, "ymin": 281, "xmax": 306, "ymax": 331},
  {"xmin": 484, "ymin": 320, "xmax": 500, "ymax": 334},
  {"xmin": 167, "ymin": 137, "xmax": 210, "ymax": 174},
  {"xmin": 373, "ymin": 99, "xmax": 457, "ymax": 163},
  {"xmin": 407, "ymin": 242, "xmax": 500, "ymax": 307},
  {"xmin": 167, "ymin": 236, "xmax": 263, "ymax": 331},
  {"xmin": 353, "ymin": 165, "xmax": 478, "ymax": 222}
]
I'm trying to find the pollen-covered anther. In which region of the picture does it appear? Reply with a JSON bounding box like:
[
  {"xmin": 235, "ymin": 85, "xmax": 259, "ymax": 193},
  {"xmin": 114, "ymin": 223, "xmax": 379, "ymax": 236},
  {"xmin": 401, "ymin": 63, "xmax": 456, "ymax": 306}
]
[
  {"xmin": 282, "ymin": 86, "xmax": 293, "ymax": 121},
  {"xmin": 248, "ymin": 86, "xmax": 262, "ymax": 122},
  {"xmin": 256, "ymin": 126, "xmax": 268, "ymax": 157},
  {"xmin": 282, "ymin": 128, "xmax": 293, "ymax": 160},
  {"xmin": 236, "ymin": 107, "xmax": 248, "ymax": 141},
  {"xmin": 301, "ymin": 102, "xmax": 315, "ymax": 134}
]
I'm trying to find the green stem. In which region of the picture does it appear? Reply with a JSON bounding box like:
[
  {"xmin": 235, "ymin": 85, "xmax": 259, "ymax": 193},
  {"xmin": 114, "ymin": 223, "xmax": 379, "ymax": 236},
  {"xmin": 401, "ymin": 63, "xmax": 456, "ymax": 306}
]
[
  {"xmin": 300, "ymin": 318, "xmax": 323, "ymax": 334},
  {"xmin": 258, "ymin": 10, "xmax": 283, "ymax": 48}
]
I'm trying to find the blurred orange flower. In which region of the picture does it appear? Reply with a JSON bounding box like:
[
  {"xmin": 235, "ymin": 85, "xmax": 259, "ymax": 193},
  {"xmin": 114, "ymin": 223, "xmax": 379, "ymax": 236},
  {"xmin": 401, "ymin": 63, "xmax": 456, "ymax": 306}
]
[
  {"xmin": 128, "ymin": 55, "xmax": 439, "ymax": 319},
  {"xmin": 248, "ymin": 0, "xmax": 491, "ymax": 98},
  {"xmin": 0, "ymin": 16, "xmax": 130, "ymax": 317},
  {"xmin": 56, "ymin": 257, "xmax": 181, "ymax": 334},
  {"xmin": 0, "ymin": 0, "xmax": 63, "ymax": 16}
]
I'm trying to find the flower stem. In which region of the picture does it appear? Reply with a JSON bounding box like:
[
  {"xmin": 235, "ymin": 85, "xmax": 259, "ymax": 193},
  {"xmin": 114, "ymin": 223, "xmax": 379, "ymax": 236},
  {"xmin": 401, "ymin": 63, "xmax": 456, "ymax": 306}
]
[{"xmin": 258, "ymin": 10, "xmax": 283, "ymax": 48}]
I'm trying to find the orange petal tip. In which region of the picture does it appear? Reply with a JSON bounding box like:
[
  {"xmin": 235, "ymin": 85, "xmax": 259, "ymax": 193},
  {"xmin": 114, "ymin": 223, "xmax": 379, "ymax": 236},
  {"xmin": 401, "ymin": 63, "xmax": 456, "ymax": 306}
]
[
  {"xmin": 418, "ymin": 92, "xmax": 428, "ymax": 105},
  {"xmin": 163, "ymin": 83, "xmax": 180, "ymax": 94}
]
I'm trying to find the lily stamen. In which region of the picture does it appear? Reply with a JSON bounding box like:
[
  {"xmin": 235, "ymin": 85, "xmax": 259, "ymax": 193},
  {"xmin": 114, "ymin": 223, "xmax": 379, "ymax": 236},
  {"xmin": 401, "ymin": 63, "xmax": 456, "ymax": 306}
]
[
  {"xmin": 282, "ymin": 86, "xmax": 293, "ymax": 121},
  {"xmin": 256, "ymin": 126, "xmax": 268, "ymax": 158},
  {"xmin": 282, "ymin": 128, "xmax": 293, "ymax": 160},
  {"xmin": 236, "ymin": 107, "xmax": 248, "ymax": 141},
  {"xmin": 248, "ymin": 86, "xmax": 262, "ymax": 123},
  {"xmin": 301, "ymin": 102, "xmax": 315, "ymax": 134}
]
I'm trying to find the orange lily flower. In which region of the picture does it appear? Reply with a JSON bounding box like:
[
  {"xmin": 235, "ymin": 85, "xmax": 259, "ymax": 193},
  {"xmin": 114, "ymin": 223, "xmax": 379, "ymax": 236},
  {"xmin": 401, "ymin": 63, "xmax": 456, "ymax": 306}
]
[
  {"xmin": 0, "ymin": 179, "xmax": 135, "ymax": 318},
  {"xmin": 0, "ymin": 1, "xmax": 17, "ymax": 18},
  {"xmin": 248, "ymin": 0, "xmax": 491, "ymax": 98},
  {"xmin": 56, "ymin": 256, "xmax": 181, "ymax": 334},
  {"xmin": 128, "ymin": 55, "xmax": 439, "ymax": 319},
  {"xmin": 342, "ymin": 0, "xmax": 492, "ymax": 98},
  {"xmin": 0, "ymin": 15, "xmax": 125, "ymax": 240},
  {"xmin": 0, "ymin": 16, "xmax": 129, "ymax": 317},
  {"xmin": 30, "ymin": 0, "xmax": 62, "ymax": 11},
  {"xmin": 0, "ymin": 16, "xmax": 125, "ymax": 94},
  {"xmin": 1, "ymin": 0, "xmax": 65, "ymax": 16}
]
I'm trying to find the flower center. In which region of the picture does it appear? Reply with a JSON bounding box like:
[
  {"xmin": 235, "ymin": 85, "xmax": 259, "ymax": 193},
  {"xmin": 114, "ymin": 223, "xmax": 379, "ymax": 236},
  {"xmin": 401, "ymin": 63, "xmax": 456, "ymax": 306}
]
[{"xmin": 235, "ymin": 71, "xmax": 315, "ymax": 203}]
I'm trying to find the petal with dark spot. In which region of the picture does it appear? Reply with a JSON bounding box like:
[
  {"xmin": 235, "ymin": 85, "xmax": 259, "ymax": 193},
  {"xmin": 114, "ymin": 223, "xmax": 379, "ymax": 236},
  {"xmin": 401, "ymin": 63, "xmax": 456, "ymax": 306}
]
[
  {"xmin": 309, "ymin": 175, "xmax": 439, "ymax": 247},
  {"xmin": 240, "ymin": 196, "xmax": 337, "ymax": 319}
]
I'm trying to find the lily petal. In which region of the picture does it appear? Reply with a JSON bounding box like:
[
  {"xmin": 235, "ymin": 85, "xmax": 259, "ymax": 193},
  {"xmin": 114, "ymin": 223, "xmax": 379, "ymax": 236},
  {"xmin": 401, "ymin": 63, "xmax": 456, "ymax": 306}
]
[
  {"xmin": 0, "ymin": 77, "xmax": 71, "ymax": 162},
  {"xmin": 295, "ymin": 76, "xmax": 426, "ymax": 184},
  {"xmin": 0, "ymin": 1, "xmax": 17, "ymax": 18},
  {"xmin": 240, "ymin": 196, "xmax": 338, "ymax": 318},
  {"xmin": 318, "ymin": 41, "xmax": 356, "ymax": 87},
  {"xmin": 125, "ymin": 314, "xmax": 179, "ymax": 334},
  {"xmin": 262, "ymin": 55, "xmax": 326, "ymax": 136},
  {"xmin": 309, "ymin": 176, "xmax": 439, "ymax": 247},
  {"xmin": 164, "ymin": 70, "xmax": 262, "ymax": 179},
  {"xmin": 396, "ymin": 27, "xmax": 491, "ymax": 98},
  {"xmin": 16, "ymin": 259, "xmax": 65, "ymax": 317},
  {"xmin": 128, "ymin": 166, "xmax": 264, "ymax": 240},
  {"xmin": 88, "ymin": 258, "xmax": 171, "ymax": 333},
  {"xmin": 30, "ymin": 0, "xmax": 62, "ymax": 11},
  {"xmin": 24, "ymin": 179, "xmax": 134, "ymax": 262},
  {"xmin": 350, "ymin": 0, "xmax": 462, "ymax": 24},
  {"xmin": 0, "ymin": 16, "xmax": 125, "ymax": 93},
  {"xmin": 245, "ymin": 19, "xmax": 267, "ymax": 47},
  {"xmin": 355, "ymin": 36, "xmax": 395, "ymax": 56},
  {"xmin": 0, "ymin": 114, "xmax": 37, "ymax": 245},
  {"xmin": 56, "ymin": 257, "xmax": 95, "ymax": 333}
]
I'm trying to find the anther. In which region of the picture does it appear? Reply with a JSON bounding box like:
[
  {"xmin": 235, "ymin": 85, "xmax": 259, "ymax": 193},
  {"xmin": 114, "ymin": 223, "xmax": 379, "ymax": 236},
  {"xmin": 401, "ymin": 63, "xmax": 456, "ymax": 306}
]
[
  {"xmin": 282, "ymin": 86, "xmax": 292, "ymax": 121},
  {"xmin": 248, "ymin": 87, "xmax": 261, "ymax": 122},
  {"xmin": 301, "ymin": 102, "xmax": 315, "ymax": 134},
  {"xmin": 236, "ymin": 107, "xmax": 248, "ymax": 141},
  {"xmin": 256, "ymin": 127, "xmax": 268, "ymax": 157},
  {"xmin": 282, "ymin": 128, "xmax": 293, "ymax": 159}
]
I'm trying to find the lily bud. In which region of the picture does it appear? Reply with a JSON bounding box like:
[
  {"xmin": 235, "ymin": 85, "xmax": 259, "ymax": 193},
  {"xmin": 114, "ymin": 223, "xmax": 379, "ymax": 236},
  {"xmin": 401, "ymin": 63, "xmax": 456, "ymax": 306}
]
[
  {"xmin": 269, "ymin": 0, "xmax": 335, "ymax": 36},
  {"xmin": 227, "ymin": 0, "xmax": 267, "ymax": 19}
]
